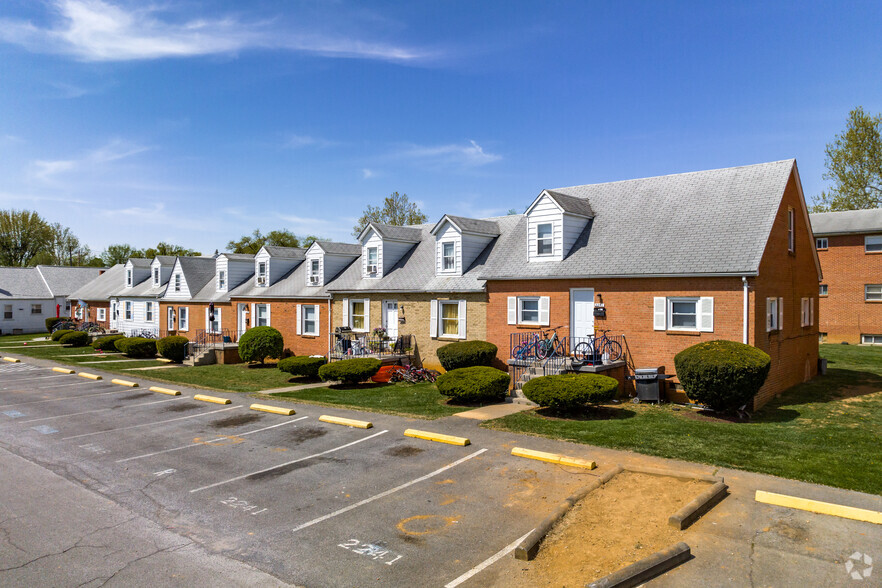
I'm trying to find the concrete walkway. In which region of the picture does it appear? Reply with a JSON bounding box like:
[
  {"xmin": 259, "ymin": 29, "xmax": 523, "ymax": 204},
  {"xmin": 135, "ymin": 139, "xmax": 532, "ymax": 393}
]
[{"xmin": 453, "ymin": 402, "xmax": 535, "ymax": 420}]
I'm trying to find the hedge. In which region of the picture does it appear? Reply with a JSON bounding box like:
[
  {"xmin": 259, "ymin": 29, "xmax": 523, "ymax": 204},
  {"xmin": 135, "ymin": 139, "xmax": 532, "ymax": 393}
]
[
  {"xmin": 674, "ymin": 340, "xmax": 771, "ymax": 411},
  {"xmin": 522, "ymin": 373, "xmax": 618, "ymax": 412},
  {"xmin": 157, "ymin": 335, "xmax": 189, "ymax": 362},
  {"xmin": 238, "ymin": 326, "xmax": 284, "ymax": 364},
  {"xmin": 436, "ymin": 366, "xmax": 509, "ymax": 403},
  {"xmin": 436, "ymin": 340, "xmax": 498, "ymax": 371},
  {"xmin": 45, "ymin": 317, "xmax": 69, "ymax": 333},
  {"xmin": 92, "ymin": 335, "xmax": 125, "ymax": 352},
  {"xmin": 278, "ymin": 356, "xmax": 327, "ymax": 378},
  {"xmin": 115, "ymin": 337, "xmax": 157, "ymax": 358},
  {"xmin": 318, "ymin": 358, "xmax": 382, "ymax": 384},
  {"xmin": 59, "ymin": 331, "xmax": 90, "ymax": 347},
  {"xmin": 51, "ymin": 329, "xmax": 74, "ymax": 341}
]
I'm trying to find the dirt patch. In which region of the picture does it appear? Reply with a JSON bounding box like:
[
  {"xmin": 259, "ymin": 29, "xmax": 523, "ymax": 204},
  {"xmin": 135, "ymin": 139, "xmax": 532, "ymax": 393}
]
[
  {"xmin": 246, "ymin": 456, "xmax": 341, "ymax": 481},
  {"xmin": 501, "ymin": 471, "xmax": 710, "ymax": 587},
  {"xmin": 384, "ymin": 445, "xmax": 425, "ymax": 458},
  {"xmin": 287, "ymin": 426, "xmax": 327, "ymax": 444},
  {"xmin": 211, "ymin": 413, "xmax": 263, "ymax": 428},
  {"xmin": 119, "ymin": 392, "xmax": 154, "ymax": 401},
  {"xmin": 837, "ymin": 385, "xmax": 882, "ymax": 402},
  {"xmin": 164, "ymin": 402, "xmax": 201, "ymax": 412}
]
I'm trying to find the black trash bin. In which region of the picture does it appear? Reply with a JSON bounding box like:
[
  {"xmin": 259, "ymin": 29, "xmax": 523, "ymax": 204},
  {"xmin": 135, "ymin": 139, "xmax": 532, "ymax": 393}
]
[{"xmin": 627, "ymin": 367, "xmax": 673, "ymax": 403}]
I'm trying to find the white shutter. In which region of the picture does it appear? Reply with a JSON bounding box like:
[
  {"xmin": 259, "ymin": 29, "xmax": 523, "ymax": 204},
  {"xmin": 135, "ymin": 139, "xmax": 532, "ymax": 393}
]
[
  {"xmin": 653, "ymin": 297, "xmax": 666, "ymax": 331},
  {"xmin": 539, "ymin": 296, "xmax": 550, "ymax": 326},
  {"xmin": 458, "ymin": 300, "xmax": 467, "ymax": 339},
  {"xmin": 205, "ymin": 308, "xmax": 209, "ymax": 331},
  {"xmin": 315, "ymin": 305, "xmax": 321, "ymax": 337},
  {"xmin": 699, "ymin": 297, "xmax": 714, "ymax": 332},
  {"xmin": 296, "ymin": 304, "xmax": 302, "ymax": 335},
  {"xmin": 507, "ymin": 297, "xmax": 517, "ymax": 325},
  {"xmin": 266, "ymin": 304, "xmax": 271, "ymax": 327},
  {"xmin": 777, "ymin": 297, "xmax": 783, "ymax": 332},
  {"xmin": 363, "ymin": 299, "xmax": 371, "ymax": 331},
  {"xmin": 766, "ymin": 298, "xmax": 772, "ymax": 332},
  {"xmin": 430, "ymin": 299, "xmax": 438, "ymax": 338},
  {"xmin": 215, "ymin": 308, "xmax": 221, "ymax": 333},
  {"xmin": 342, "ymin": 298, "xmax": 349, "ymax": 327},
  {"xmin": 810, "ymin": 297, "xmax": 815, "ymax": 326}
]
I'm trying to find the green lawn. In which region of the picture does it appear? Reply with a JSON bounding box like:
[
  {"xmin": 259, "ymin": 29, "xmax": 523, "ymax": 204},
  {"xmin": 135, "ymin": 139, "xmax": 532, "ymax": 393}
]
[
  {"xmin": 484, "ymin": 344, "xmax": 882, "ymax": 495},
  {"xmin": 265, "ymin": 381, "xmax": 467, "ymax": 419}
]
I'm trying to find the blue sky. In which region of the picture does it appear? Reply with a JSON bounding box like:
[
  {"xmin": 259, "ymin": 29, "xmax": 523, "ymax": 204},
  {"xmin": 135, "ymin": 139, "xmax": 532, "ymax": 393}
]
[{"xmin": 1, "ymin": 1, "xmax": 880, "ymax": 255}]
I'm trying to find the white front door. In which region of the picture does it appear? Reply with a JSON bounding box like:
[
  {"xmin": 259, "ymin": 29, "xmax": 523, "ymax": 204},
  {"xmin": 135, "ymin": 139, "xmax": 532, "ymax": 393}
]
[
  {"xmin": 237, "ymin": 304, "xmax": 248, "ymax": 339},
  {"xmin": 383, "ymin": 301, "xmax": 398, "ymax": 339},
  {"xmin": 570, "ymin": 289, "xmax": 595, "ymax": 343},
  {"xmin": 110, "ymin": 302, "xmax": 118, "ymax": 330}
]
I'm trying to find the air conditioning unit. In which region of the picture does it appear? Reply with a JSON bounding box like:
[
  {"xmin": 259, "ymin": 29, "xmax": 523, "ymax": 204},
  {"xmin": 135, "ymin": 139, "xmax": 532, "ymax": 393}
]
[
  {"xmin": 309, "ymin": 275, "xmax": 320, "ymax": 285},
  {"xmin": 257, "ymin": 276, "xmax": 267, "ymax": 285},
  {"xmin": 367, "ymin": 264, "xmax": 378, "ymax": 275}
]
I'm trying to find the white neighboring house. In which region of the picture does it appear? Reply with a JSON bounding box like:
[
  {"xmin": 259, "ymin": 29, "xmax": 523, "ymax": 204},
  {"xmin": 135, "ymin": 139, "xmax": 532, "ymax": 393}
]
[
  {"xmin": 109, "ymin": 257, "xmax": 175, "ymax": 337},
  {"xmin": 0, "ymin": 265, "xmax": 105, "ymax": 335}
]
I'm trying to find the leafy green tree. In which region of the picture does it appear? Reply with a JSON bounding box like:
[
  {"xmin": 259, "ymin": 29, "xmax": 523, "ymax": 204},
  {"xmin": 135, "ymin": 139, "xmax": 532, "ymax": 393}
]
[
  {"xmin": 352, "ymin": 192, "xmax": 428, "ymax": 237},
  {"xmin": 143, "ymin": 242, "xmax": 201, "ymax": 258},
  {"xmin": 227, "ymin": 229, "xmax": 322, "ymax": 254},
  {"xmin": 812, "ymin": 106, "xmax": 882, "ymax": 212},
  {"xmin": 0, "ymin": 209, "xmax": 53, "ymax": 266},
  {"xmin": 100, "ymin": 243, "xmax": 144, "ymax": 265},
  {"xmin": 44, "ymin": 223, "xmax": 92, "ymax": 266}
]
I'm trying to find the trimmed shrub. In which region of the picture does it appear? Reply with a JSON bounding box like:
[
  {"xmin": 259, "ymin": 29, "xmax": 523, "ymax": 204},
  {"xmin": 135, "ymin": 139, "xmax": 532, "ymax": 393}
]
[
  {"xmin": 318, "ymin": 358, "xmax": 382, "ymax": 384},
  {"xmin": 51, "ymin": 329, "xmax": 74, "ymax": 341},
  {"xmin": 278, "ymin": 355, "xmax": 327, "ymax": 378},
  {"xmin": 45, "ymin": 317, "xmax": 68, "ymax": 333},
  {"xmin": 674, "ymin": 340, "xmax": 771, "ymax": 411},
  {"xmin": 238, "ymin": 326, "xmax": 284, "ymax": 364},
  {"xmin": 436, "ymin": 366, "xmax": 509, "ymax": 403},
  {"xmin": 92, "ymin": 335, "xmax": 125, "ymax": 351},
  {"xmin": 522, "ymin": 373, "xmax": 618, "ymax": 412},
  {"xmin": 115, "ymin": 337, "xmax": 157, "ymax": 358},
  {"xmin": 436, "ymin": 340, "xmax": 498, "ymax": 371},
  {"xmin": 59, "ymin": 331, "xmax": 89, "ymax": 347},
  {"xmin": 157, "ymin": 335, "xmax": 189, "ymax": 362}
]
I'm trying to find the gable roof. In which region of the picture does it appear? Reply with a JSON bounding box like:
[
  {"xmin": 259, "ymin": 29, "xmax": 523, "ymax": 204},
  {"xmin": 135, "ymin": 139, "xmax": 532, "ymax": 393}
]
[
  {"xmin": 431, "ymin": 215, "xmax": 500, "ymax": 237},
  {"xmin": 810, "ymin": 208, "xmax": 882, "ymax": 236},
  {"xmin": 1, "ymin": 265, "xmax": 105, "ymax": 300},
  {"xmin": 262, "ymin": 246, "xmax": 306, "ymax": 259},
  {"xmin": 153, "ymin": 255, "xmax": 177, "ymax": 265},
  {"xmin": 311, "ymin": 240, "xmax": 362, "ymax": 256},
  {"xmin": 358, "ymin": 222, "xmax": 424, "ymax": 243},
  {"xmin": 541, "ymin": 190, "xmax": 596, "ymax": 217},
  {"xmin": 68, "ymin": 264, "xmax": 126, "ymax": 301},
  {"xmin": 229, "ymin": 256, "xmax": 350, "ymax": 299},
  {"xmin": 480, "ymin": 159, "xmax": 798, "ymax": 279},
  {"xmin": 127, "ymin": 258, "xmax": 152, "ymax": 268},
  {"xmin": 173, "ymin": 257, "xmax": 217, "ymax": 296}
]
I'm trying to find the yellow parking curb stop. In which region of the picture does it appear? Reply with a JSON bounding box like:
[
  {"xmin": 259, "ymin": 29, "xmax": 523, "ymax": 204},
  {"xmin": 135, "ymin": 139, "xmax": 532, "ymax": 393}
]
[
  {"xmin": 149, "ymin": 386, "xmax": 181, "ymax": 396},
  {"xmin": 2, "ymin": 357, "xmax": 20, "ymax": 363},
  {"xmin": 52, "ymin": 367, "xmax": 75, "ymax": 374},
  {"xmin": 755, "ymin": 490, "xmax": 882, "ymax": 525},
  {"xmin": 319, "ymin": 415, "xmax": 372, "ymax": 429},
  {"xmin": 111, "ymin": 379, "xmax": 139, "ymax": 388},
  {"xmin": 404, "ymin": 429, "xmax": 470, "ymax": 446},
  {"xmin": 194, "ymin": 394, "xmax": 231, "ymax": 405},
  {"xmin": 77, "ymin": 372, "xmax": 102, "ymax": 380},
  {"xmin": 251, "ymin": 403, "xmax": 296, "ymax": 416},
  {"xmin": 511, "ymin": 447, "xmax": 596, "ymax": 470},
  {"xmin": 156, "ymin": 358, "xmax": 173, "ymax": 363}
]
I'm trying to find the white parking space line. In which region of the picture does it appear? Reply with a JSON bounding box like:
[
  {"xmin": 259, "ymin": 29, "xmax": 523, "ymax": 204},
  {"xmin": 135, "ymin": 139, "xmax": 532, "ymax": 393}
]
[
  {"xmin": 190, "ymin": 429, "xmax": 390, "ymax": 494},
  {"xmin": 290, "ymin": 448, "xmax": 488, "ymax": 533},
  {"xmin": 0, "ymin": 380, "xmax": 93, "ymax": 394},
  {"xmin": 0, "ymin": 374, "xmax": 71, "ymax": 387},
  {"xmin": 0, "ymin": 387, "xmax": 124, "ymax": 410},
  {"xmin": 117, "ymin": 416, "xmax": 310, "ymax": 463},
  {"xmin": 61, "ymin": 406, "xmax": 242, "ymax": 441},
  {"xmin": 443, "ymin": 529, "xmax": 533, "ymax": 588},
  {"xmin": 17, "ymin": 397, "xmax": 182, "ymax": 424}
]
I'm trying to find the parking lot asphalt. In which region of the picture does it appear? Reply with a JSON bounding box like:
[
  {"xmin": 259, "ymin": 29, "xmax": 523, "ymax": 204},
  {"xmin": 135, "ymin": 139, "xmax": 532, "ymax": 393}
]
[{"xmin": 1, "ymin": 356, "xmax": 881, "ymax": 587}]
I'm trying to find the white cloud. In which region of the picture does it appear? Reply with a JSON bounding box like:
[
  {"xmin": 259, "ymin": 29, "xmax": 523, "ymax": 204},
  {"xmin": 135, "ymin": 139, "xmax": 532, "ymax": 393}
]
[
  {"xmin": 0, "ymin": 0, "xmax": 428, "ymax": 63},
  {"xmin": 361, "ymin": 168, "xmax": 375, "ymax": 179},
  {"xmin": 392, "ymin": 139, "xmax": 502, "ymax": 169},
  {"xmin": 29, "ymin": 138, "xmax": 151, "ymax": 182},
  {"xmin": 284, "ymin": 134, "xmax": 336, "ymax": 149}
]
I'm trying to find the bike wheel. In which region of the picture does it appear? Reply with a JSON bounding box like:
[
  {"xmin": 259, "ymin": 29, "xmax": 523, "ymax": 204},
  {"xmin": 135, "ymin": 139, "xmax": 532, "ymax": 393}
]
[
  {"xmin": 511, "ymin": 344, "xmax": 529, "ymax": 360},
  {"xmin": 603, "ymin": 340, "xmax": 623, "ymax": 362},
  {"xmin": 536, "ymin": 341, "xmax": 550, "ymax": 360},
  {"xmin": 573, "ymin": 342, "xmax": 593, "ymax": 361}
]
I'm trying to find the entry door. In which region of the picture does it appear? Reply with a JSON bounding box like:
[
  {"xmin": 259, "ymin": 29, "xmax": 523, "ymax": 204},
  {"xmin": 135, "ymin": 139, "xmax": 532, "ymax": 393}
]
[
  {"xmin": 237, "ymin": 304, "xmax": 248, "ymax": 339},
  {"xmin": 570, "ymin": 289, "xmax": 595, "ymax": 343},
  {"xmin": 110, "ymin": 302, "xmax": 117, "ymax": 329},
  {"xmin": 384, "ymin": 301, "xmax": 398, "ymax": 339}
]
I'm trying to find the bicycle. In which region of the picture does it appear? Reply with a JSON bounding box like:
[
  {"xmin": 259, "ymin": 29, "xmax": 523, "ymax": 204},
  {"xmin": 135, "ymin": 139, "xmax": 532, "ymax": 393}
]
[
  {"xmin": 573, "ymin": 329, "xmax": 623, "ymax": 363},
  {"xmin": 511, "ymin": 326, "xmax": 566, "ymax": 360}
]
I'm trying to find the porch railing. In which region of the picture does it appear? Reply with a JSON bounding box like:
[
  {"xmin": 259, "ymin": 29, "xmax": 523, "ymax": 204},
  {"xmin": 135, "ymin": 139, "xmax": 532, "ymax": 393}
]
[
  {"xmin": 330, "ymin": 334, "xmax": 413, "ymax": 361},
  {"xmin": 193, "ymin": 328, "xmax": 233, "ymax": 355},
  {"xmin": 508, "ymin": 330, "xmax": 626, "ymax": 366}
]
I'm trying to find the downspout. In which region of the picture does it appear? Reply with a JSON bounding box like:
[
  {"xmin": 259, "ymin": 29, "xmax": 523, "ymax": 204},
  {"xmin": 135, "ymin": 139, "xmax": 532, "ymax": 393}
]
[
  {"xmin": 742, "ymin": 276, "xmax": 749, "ymax": 344},
  {"xmin": 328, "ymin": 296, "xmax": 333, "ymax": 357}
]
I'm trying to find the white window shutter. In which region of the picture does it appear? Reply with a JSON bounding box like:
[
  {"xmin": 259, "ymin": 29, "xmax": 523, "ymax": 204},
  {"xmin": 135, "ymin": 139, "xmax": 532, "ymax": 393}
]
[
  {"xmin": 363, "ymin": 299, "xmax": 371, "ymax": 330},
  {"xmin": 296, "ymin": 304, "xmax": 302, "ymax": 335},
  {"xmin": 315, "ymin": 305, "xmax": 321, "ymax": 337},
  {"xmin": 539, "ymin": 296, "xmax": 550, "ymax": 326},
  {"xmin": 430, "ymin": 299, "xmax": 438, "ymax": 338},
  {"xmin": 205, "ymin": 308, "xmax": 209, "ymax": 330},
  {"xmin": 810, "ymin": 297, "xmax": 814, "ymax": 326},
  {"xmin": 458, "ymin": 300, "xmax": 467, "ymax": 338},
  {"xmin": 777, "ymin": 297, "xmax": 783, "ymax": 332},
  {"xmin": 342, "ymin": 298, "xmax": 349, "ymax": 326},
  {"xmin": 507, "ymin": 297, "xmax": 517, "ymax": 325},
  {"xmin": 653, "ymin": 297, "xmax": 666, "ymax": 331},
  {"xmin": 250, "ymin": 303, "xmax": 255, "ymax": 330},
  {"xmin": 766, "ymin": 298, "xmax": 772, "ymax": 332},
  {"xmin": 699, "ymin": 297, "xmax": 714, "ymax": 332},
  {"xmin": 266, "ymin": 304, "xmax": 271, "ymax": 327}
]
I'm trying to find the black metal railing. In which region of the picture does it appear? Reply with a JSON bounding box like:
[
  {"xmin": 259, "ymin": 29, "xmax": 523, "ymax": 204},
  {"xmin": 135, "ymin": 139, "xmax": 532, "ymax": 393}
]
[
  {"xmin": 127, "ymin": 327, "xmax": 158, "ymax": 339},
  {"xmin": 330, "ymin": 333, "xmax": 414, "ymax": 361},
  {"xmin": 508, "ymin": 330, "xmax": 626, "ymax": 366},
  {"xmin": 193, "ymin": 328, "xmax": 233, "ymax": 355}
]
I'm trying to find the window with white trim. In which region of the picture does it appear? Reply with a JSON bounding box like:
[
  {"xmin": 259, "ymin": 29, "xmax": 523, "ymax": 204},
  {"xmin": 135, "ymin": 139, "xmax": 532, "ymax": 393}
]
[
  {"xmin": 301, "ymin": 305, "xmax": 318, "ymax": 336},
  {"xmin": 866, "ymin": 285, "xmax": 882, "ymax": 301},
  {"xmin": 350, "ymin": 300, "xmax": 366, "ymax": 331},
  {"xmin": 125, "ymin": 301, "xmax": 132, "ymax": 320},
  {"xmin": 30, "ymin": 304, "xmax": 42, "ymax": 315},
  {"xmin": 218, "ymin": 270, "xmax": 226, "ymax": 290},
  {"xmin": 441, "ymin": 242, "xmax": 455, "ymax": 271},
  {"xmin": 366, "ymin": 247, "xmax": 378, "ymax": 275},
  {"xmin": 145, "ymin": 301, "xmax": 153, "ymax": 322},
  {"xmin": 669, "ymin": 298, "xmax": 697, "ymax": 330},
  {"xmin": 519, "ymin": 297, "xmax": 540, "ymax": 323},
  {"xmin": 178, "ymin": 307, "xmax": 188, "ymax": 331},
  {"xmin": 787, "ymin": 208, "xmax": 795, "ymax": 253},
  {"xmin": 766, "ymin": 297, "xmax": 783, "ymax": 332},
  {"xmin": 167, "ymin": 307, "xmax": 174, "ymax": 331},
  {"xmin": 257, "ymin": 262, "xmax": 267, "ymax": 285},
  {"xmin": 440, "ymin": 301, "xmax": 461, "ymax": 337},
  {"xmin": 309, "ymin": 259, "xmax": 320, "ymax": 285},
  {"xmin": 816, "ymin": 238, "xmax": 828, "ymax": 250},
  {"xmin": 800, "ymin": 297, "xmax": 814, "ymax": 327},
  {"xmin": 506, "ymin": 296, "xmax": 550, "ymax": 326},
  {"xmin": 653, "ymin": 296, "xmax": 713, "ymax": 332},
  {"xmin": 97, "ymin": 308, "xmax": 106, "ymax": 321},
  {"xmin": 255, "ymin": 304, "xmax": 269, "ymax": 327},
  {"xmin": 2, "ymin": 304, "xmax": 11, "ymax": 320},
  {"xmin": 866, "ymin": 236, "xmax": 882, "ymax": 253},
  {"xmin": 819, "ymin": 284, "xmax": 828, "ymax": 296},
  {"xmin": 126, "ymin": 269, "xmax": 133, "ymax": 287},
  {"xmin": 207, "ymin": 308, "xmax": 221, "ymax": 333},
  {"xmin": 174, "ymin": 274, "xmax": 181, "ymax": 292},
  {"xmin": 862, "ymin": 334, "xmax": 882, "ymax": 345},
  {"xmin": 153, "ymin": 267, "xmax": 160, "ymax": 286},
  {"xmin": 537, "ymin": 223, "xmax": 553, "ymax": 256}
]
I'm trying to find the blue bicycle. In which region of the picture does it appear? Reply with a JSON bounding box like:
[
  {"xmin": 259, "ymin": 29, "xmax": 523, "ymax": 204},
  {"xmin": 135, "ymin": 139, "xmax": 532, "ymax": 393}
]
[{"xmin": 511, "ymin": 326, "xmax": 566, "ymax": 360}]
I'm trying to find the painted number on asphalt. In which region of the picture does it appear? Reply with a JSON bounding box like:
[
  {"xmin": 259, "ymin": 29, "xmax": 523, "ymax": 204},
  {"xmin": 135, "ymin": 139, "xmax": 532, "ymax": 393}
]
[
  {"xmin": 338, "ymin": 539, "xmax": 403, "ymax": 565},
  {"xmin": 31, "ymin": 425, "xmax": 58, "ymax": 434},
  {"xmin": 220, "ymin": 497, "xmax": 268, "ymax": 515},
  {"xmin": 79, "ymin": 443, "xmax": 108, "ymax": 454},
  {"xmin": 153, "ymin": 468, "xmax": 176, "ymax": 477},
  {"xmin": 2, "ymin": 410, "xmax": 25, "ymax": 418}
]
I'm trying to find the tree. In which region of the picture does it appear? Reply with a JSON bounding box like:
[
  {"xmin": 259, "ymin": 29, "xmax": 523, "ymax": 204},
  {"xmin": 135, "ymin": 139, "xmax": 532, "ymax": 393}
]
[
  {"xmin": 100, "ymin": 244, "xmax": 144, "ymax": 265},
  {"xmin": 143, "ymin": 242, "xmax": 201, "ymax": 258},
  {"xmin": 812, "ymin": 106, "xmax": 882, "ymax": 212},
  {"xmin": 46, "ymin": 223, "xmax": 92, "ymax": 266},
  {"xmin": 226, "ymin": 229, "xmax": 321, "ymax": 254},
  {"xmin": 352, "ymin": 192, "xmax": 428, "ymax": 237},
  {"xmin": 0, "ymin": 209, "xmax": 53, "ymax": 266}
]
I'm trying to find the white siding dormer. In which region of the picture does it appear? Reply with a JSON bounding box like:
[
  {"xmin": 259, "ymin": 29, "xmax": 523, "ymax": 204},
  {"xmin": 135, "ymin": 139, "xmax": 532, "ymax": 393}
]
[
  {"xmin": 255, "ymin": 250, "xmax": 270, "ymax": 287},
  {"xmin": 163, "ymin": 260, "xmax": 192, "ymax": 300},
  {"xmin": 223, "ymin": 256, "xmax": 253, "ymax": 290},
  {"xmin": 305, "ymin": 251, "xmax": 323, "ymax": 287},
  {"xmin": 149, "ymin": 258, "xmax": 173, "ymax": 288},
  {"xmin": 124, "ymin": 260, "xmax": 151, "ymax": 288},
  {"xmin": 362, "ymin": 229, "xmax": 384, "ymax": 278},
  {"xmin": 255, "ymin": 246, "xmax": 299, "ymax": 287},
  {"xmin": 432, "ymin": 219, "xmax": 495, "ymax": 276},
  {"xmin": 525, "ymin": 191, "xmax": 591, "ymax": 262}
]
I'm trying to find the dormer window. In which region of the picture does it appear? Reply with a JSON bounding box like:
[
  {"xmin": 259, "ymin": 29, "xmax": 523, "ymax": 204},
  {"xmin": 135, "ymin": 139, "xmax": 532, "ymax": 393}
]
[
  {"xmin": 126, "ymin": 269, "xmax": 133, "ymax": 287},
  {"xmin": 537, "ymin": 223, "xmax": 553, "ymax": 255},
  {"xmin": 309, "ymin": 259, "xmax": 320, "ymax": 285},
  {"xmin": 366, "ymin": 247, "xmax": 378, "ymax": 275},
  {"xmin": 174, "ymin": 273, "xmax": 181, "ymax": 292},
  {"xmin": 218, "ymin": 270, "xmax": 226, "ymax": 290},
  {"xmin": 442, "ymin": 242, "xmax": 455, "ymax": 271},
  {"xmin": 257, "ymin": 262, "xmax": 267, "ymax": 285},
  {"xmin": 153, "ymin": 267, "xmax": 159, "ymax": 286}
]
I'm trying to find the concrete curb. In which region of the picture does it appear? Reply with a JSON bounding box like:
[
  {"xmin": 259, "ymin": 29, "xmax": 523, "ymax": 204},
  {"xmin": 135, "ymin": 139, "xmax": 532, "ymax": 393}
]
[
  {"xmin": 586, "ymin": 542, "xmax": 691, "ymax": 588},
  {"xmin": 404, "ymin": 429, "xmax": 470, "ymax": 446},
  {"xmin": 319, "ymin": 415, "xmax": 373, "ymax": 429},
  {"xmin": 194, "ymin": 394, "xmax": 231, "ymax": 405},
  {"xmin": 624, "ymin": 463, "xmax": 722, "ymax": 484},
  {"xmin": 670, "ymin": 481, "xmax": 728, "ymax": 530}
]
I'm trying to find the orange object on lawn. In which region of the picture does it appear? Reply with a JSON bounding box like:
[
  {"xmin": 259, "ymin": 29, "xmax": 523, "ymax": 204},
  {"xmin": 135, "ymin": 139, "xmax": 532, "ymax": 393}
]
[{"xmin": 372, "ymin": 365, "xmax": 404, "ymax": 383}]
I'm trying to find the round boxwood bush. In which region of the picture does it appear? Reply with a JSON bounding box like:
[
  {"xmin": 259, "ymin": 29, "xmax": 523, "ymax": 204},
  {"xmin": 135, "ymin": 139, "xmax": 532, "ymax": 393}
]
[
  {"xmin": 157, "ymin": 335, "xmax": 189, "ymax": 362},
  {"xmin": 436, "ymin": 366, "xmax": 509, "ymax": 403},
  {"xmin": 674, "ymin": 340, "xmax": 771, "ymax": 411},
  {"xmin": 436, "ymin": 340, "xmax": 498, "ymax": 371},
  {"xmin": 318, "ymin": 358, "xmax": 382, "ymax": 384},
  {"xmin": 51, "ymin": 329, "xmax": 74, "ymax": 341},
  {"xmin": 59, "ymin": 331, "xmax": 89, "ymax": 347},
  {"xmin": 45, "ymin": 317, "xmax": 69, "ymax": 333},
  {"xmin": 92, "ymin": 335, "xmax": 125, "ymax": 351},
  {"xmin": 114, "ymin": 337, "xmax": 157, "ymax": 358},
  {"xmin": 522, "ymin": 373, "xmax": 618, "ymax": 412},
  {"xmin": 279, "ymin": 355, "xmax": 327, "ymax": 378},
  {"xmin": 238, "ymin": 326, "xmax": 284, "ymax": 364}
]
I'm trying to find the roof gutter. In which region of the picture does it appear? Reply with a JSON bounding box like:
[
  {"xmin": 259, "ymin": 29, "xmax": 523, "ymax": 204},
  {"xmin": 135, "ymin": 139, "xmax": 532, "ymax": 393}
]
[{"xmin": 477, "ymin": 272, "xmax": 759, "ymax": 281}]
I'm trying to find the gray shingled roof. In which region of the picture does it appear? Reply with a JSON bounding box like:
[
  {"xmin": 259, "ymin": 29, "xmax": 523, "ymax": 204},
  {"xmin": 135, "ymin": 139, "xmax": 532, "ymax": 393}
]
[
  {"xmin": 263, "ymin": 246, "xmax": 306, "ymax": 258},
  {"xmin": 1, "ymin": 266, "xmax": 105, "ymax": 300},
  {"xmin": 313, "ymin": 241, "xmax": 362, "ymax": 256},
  {"xmin": 219, "ymin": 252, "xmax": 255, "ymax": 260},
  {"xmin": 433, "ymin": 215, "xmax": 500, "ymax": 236},
  {"xmin": 153, "ymin": 255, "xmax": 177, "ymax": 265},
  {"xmin": 68, "ymin": 265, "xmax": 126, "ymax": 301},
  {"xmin": 361, "ymin": 223, "xmax": 424, "ymax": 243},
  {"xmin": 810, "ymin": 208, "xmax": 882, "ymax": 236},
  {"xmin": 175, "ymin": 257, "xmax": 217, "ymax": 299},
  {"xmin": 128, "ymin": 258, "xmax": 152, "ymax": 268},
  {"xmin": 38, "ymin": 266, "xmax": 105, "ymax": 296},
  {"xmin": 543, "ymin": 190, "xmax": 596, "ymax": 217},
  {"xmin": 480, "ymin": 160, "xmax": 797, "ymax": 279},
  {"xmin": 229, "ymin": 258, "xmax": 345, "ymax": 299}
]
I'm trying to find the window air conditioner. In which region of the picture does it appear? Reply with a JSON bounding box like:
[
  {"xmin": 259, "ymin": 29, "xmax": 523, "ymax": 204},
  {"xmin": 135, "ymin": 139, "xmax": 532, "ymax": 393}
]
[
  {"xmin": 257, "ymin": 276, "xmax": 267, "ymax": 285},
  {"xmin": 367, "ymin": 264, "xmax": 378, "ymax": 275},
  {"xmin": 309, "ymin": 275, "xmax": 320, "ymax": 285}
]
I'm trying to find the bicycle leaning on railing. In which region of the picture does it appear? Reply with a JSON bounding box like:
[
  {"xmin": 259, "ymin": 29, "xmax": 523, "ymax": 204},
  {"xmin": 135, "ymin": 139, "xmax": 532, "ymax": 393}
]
[
  {"xmin": 573, "ymin": 329, "xmax": 623, "ymax": 362},
  {"xmin": 510, "ymin": 326, "xmax": 567, "ymax": 360}
]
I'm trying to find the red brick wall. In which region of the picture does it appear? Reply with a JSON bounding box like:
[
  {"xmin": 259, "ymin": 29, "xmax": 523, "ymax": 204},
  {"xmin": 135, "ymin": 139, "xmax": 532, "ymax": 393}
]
[
  {"xmin": 816, "ymin": 234, "xmax": 882, "ymax": 343},
  {"xmin": 234, "ymin": 298, "xmax": 331, "ymax": 357},
  {"xmin": 83, "ymin": 301, "xmax": 110, "ymax": 330}
]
